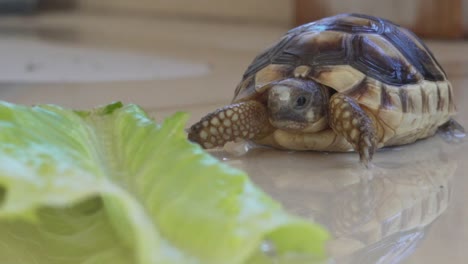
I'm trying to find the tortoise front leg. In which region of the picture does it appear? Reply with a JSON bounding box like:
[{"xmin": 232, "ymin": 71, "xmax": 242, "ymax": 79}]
[
  {"xmin": 328, "ymin": 93, "xmax": 380, "ymax": 167},
  {"xmin": 188, "ymin": 100, "xmax": 270, "ymax": 149}
]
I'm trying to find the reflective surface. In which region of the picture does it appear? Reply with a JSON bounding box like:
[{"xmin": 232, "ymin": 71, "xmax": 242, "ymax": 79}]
[
  {"xmin": 212, "ymin": 136, "xmax": 458, "ymax": 263},
  {"xmin": 0, "ymin": 12, "xmax": 467, "ymax": 264},
  {"xmin": 0, "ymin": 38, "xmax": 209, "ymax": 83}
]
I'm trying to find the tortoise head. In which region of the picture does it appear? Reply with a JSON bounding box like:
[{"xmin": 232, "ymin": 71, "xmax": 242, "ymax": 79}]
[
  {"xmin": 267, "ymin": 78, "xmax": 329, "ymax": 133},
  {"xmin": 187, "ymin": 78, "xmax": 330, "ymax": 149}
]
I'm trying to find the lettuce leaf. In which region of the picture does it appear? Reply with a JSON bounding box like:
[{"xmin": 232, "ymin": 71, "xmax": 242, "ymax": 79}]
[{"xmin": 0, "ymin": 101, "xmax": 328, "ymax": 264}]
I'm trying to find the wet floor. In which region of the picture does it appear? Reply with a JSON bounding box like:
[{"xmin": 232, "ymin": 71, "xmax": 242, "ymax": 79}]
[{"xmin": 0, "ymin": 12, "xmax": 467, "ymax": 264}]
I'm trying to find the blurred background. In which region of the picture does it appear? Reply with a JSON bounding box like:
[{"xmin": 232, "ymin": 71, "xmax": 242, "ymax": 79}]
[{"xmin": 11, "ymin": 0, "xmax": 468, "ymax": 38}]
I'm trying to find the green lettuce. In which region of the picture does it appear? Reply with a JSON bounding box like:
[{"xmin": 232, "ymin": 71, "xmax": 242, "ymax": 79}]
[{"xmin": 0, "ymin": 101, "xmax": 328, "ymax": 264}]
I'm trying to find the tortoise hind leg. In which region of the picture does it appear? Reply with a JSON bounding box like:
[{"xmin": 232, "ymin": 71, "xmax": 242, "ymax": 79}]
[
  {"xmin": 438, "ymin": 118, "xmax": 465, "ymax": 143},
  {"xmin": 329, "ymin": 93, "xmax": 380, "ymax": 167}
]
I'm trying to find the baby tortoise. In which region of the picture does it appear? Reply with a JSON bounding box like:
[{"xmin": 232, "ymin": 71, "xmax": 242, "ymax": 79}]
[{"xmin": 188, "ymin": 13, "xmax": 461, "ymax": 166}]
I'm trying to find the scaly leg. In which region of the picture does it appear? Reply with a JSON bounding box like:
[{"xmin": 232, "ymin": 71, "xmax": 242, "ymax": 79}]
[
  {"xmin": 188, "ymin": 100, "xmax": 271, "ymax": 149},
  {"xmin": 329, "ymin": 93, "xmax": 378, "ymax": 167}
]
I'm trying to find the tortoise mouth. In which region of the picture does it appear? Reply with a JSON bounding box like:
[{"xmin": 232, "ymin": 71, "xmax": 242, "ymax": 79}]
[
  {"xmin": 269, "ymin": 119, "xmax": 307, "ymax": 131},
  {"xmin": 269, "ymin": 116, "xmax": 329, "ymax": 133}
]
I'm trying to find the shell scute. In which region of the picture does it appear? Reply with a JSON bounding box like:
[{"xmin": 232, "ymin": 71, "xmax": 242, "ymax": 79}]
[
  {"xmin": 350, "ymin": 34, "xmax": 422, "ymax": 85},
  {"xmin": 234, "ymin": 13, "xmax": 448, "ymax": 102}
]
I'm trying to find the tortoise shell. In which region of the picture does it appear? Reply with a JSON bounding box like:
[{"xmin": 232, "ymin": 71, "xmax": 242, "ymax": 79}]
[{"xmin": 233, "ymin": 13, "xmax": 448, "ymax": 103}]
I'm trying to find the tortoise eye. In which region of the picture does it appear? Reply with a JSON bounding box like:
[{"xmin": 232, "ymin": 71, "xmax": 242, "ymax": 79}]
[{"xmin": 295, "ymin": 96, "xmax": 308, "ymax": 108}]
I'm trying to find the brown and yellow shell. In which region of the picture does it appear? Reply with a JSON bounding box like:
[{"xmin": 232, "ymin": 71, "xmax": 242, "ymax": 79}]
[
  {"xmin": 233, "ymin": 13, "xmax": 456, "ymax": 143},
  {"xmin": 234, "ymin": 13, "xmax": 448, "ymax": 101}
]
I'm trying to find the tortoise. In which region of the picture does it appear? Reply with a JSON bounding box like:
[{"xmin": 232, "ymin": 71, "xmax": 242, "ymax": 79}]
[{"xmin": 188, "ymin": 13, "xmax": 461, "ymax": 166}]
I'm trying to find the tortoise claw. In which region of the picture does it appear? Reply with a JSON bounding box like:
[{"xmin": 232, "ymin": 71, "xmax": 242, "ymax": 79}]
[{"xmin": 358, "ymin": 132, "xmax": 376, "ymax": 168}]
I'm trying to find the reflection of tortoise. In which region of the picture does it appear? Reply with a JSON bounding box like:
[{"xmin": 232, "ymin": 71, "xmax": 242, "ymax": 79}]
[{"xmin": 188, "ymin": 13, "xmax": 460, "ymax": 165}]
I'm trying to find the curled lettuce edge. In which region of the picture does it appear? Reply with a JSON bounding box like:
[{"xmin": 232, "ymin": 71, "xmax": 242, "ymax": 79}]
[{"xmin": 0, "ymin": 101, "xmax": 329, "ymax": 264}]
